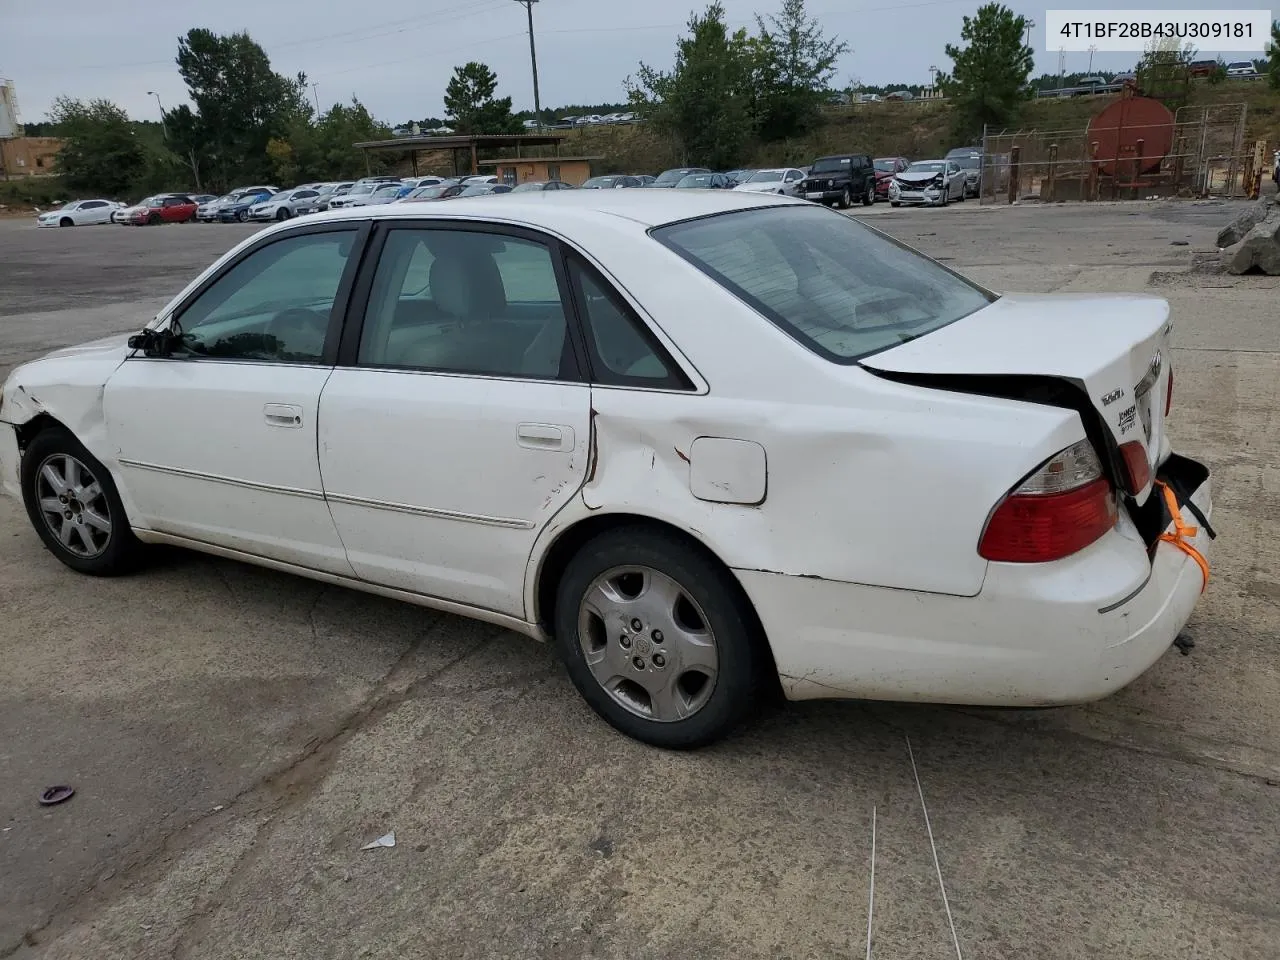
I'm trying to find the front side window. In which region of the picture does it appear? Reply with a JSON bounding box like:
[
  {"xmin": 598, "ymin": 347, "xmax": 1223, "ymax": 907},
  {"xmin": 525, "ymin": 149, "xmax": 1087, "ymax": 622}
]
[
  {"xmin": 173, "ymin": 230, "xmax": 357, "ymax": 364},
  {"xmin": 654, "ymin": 205, "xmax": 994, "ymax": 363},
  {"xmin": 357, "ymin": 228, "xmax": 572, "ymax": 380}
]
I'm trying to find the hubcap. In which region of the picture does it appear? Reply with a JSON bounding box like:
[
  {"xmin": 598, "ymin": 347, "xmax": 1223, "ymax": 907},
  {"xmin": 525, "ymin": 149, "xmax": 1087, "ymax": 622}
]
[
  {"xmin": 34, "ymin": 454, "xmax": 112, "ymax": 559},
  {"xmin": 577, "ymin": 565, "xmax": 719, "ymax": 723}
]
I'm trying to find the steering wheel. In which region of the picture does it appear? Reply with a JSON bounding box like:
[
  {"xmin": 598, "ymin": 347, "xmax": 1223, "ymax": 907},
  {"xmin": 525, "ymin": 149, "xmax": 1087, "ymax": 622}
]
[{"xmin": 266, "ymin": 308, "xmax": 324, "ymax": 359}]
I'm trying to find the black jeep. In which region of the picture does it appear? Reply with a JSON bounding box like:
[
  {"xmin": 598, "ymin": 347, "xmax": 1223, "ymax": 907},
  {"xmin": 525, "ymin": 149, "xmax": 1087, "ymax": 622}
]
[{"xmin": 801, "ymin": 154, "xmax": 876, "ymax": 208}]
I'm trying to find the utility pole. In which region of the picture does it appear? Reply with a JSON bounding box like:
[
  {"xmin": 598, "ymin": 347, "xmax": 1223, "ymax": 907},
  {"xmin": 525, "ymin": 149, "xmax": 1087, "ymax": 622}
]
[
  {"xmin": 1024, "ymin": 18, "xmax": 1035, "ymax": 50},
  {"xmin": 310, "ymin": 82, "xmax": 321, "ymax": 115},
  {"xmin": 147, "ymin": 90, "xmax": 168, "ymax": 140},
  {"xmin": 1087, "ymin": 45, "xmax": 1097, "ymax": 73},
  {"xmin": 514, "ymin": 0, "xmax": 542, "ymax": 128}
]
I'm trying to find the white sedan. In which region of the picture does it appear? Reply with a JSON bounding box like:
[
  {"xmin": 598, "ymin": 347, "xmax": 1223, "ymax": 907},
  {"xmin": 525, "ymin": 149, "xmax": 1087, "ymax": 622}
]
[
  {"xmin": 0, "ymin": 192, "xmax": 1213, "ymax": 749},
  {"xmin": 889, "ymin": 159, "xmax": 967, "ymax": 206},
  {"xmin": 35, "ymin": 199, "xmax": 121, "ymax": 227},
  {"xmin": 732, "ymin": 168, "xmax": 807, "ymax": 197}
]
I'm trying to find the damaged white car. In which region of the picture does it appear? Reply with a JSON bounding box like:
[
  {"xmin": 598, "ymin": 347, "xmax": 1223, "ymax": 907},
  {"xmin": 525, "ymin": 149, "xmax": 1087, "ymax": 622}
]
[{"xmin": 0, "ymin": 192, "xmax": 1214, "ymax": 748}]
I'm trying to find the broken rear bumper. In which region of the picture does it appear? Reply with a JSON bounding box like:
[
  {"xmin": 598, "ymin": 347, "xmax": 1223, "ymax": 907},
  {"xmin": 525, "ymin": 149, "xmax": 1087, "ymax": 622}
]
[{"xmin": 737, "ymin": 455, "xmax": 1214, "ymax": 705}]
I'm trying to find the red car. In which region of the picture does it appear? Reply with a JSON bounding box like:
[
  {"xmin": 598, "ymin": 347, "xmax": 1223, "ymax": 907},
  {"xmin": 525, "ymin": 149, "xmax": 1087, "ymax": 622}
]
[
  {"xmin": 122, "ymin": 194, "xmax": 198, "ymax": 225},
  {"xmin": 872, "ymin": 157, "xmax": 910, "ymax": 201}
]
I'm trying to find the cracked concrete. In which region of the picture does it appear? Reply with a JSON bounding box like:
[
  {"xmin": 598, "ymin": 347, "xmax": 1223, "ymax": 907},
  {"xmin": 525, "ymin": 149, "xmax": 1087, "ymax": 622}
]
[{"xmin": 1, "ymin": 204, "xmax": 1278, "ymax": 959}]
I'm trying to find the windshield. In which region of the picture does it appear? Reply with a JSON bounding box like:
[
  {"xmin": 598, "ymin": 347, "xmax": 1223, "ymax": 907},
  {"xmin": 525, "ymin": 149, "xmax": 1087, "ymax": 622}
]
[
  {"xmin": 267, "ymin": 192, "xmax": 290, "ymax": 201},
  {"xmin": 907, "ymin": 162, "xmax": 945, "ymax": 174},
  {"xmin": 676, "ymin": 175, "xmax": 714, "ymax": 188},
  {"xmin": 142, "ymin": 197, "xmax": 164, "ymax": 207},
  {"xmin": 811, "ymin": 157, "xmax": 852, "ymax": 173},
  {"xmin": 653, "ymin": 205, "xmax": 994, "ymax": 363},
  {"xmin": 873, "ymin": 160, "xmax": 897, "ymax": 172},
  {"xmin": 409, "ymin": 186, "xmax": 448, "ymax": 199},
  {"xmin": 656, "ymin": 169, "xmax": 700, "ymax": 185},
  {"xmin": 1227, "ymin": 61, "xmax": 1253, "ymax": 69},
  {"xmin": 351, "ymin": 184, "xmax": 378, "ymax": 196},
  {"xmin": 950, "ymin": 155, "xmax": 980, "ymax": 170},
  {"xmin": 582, "ymin": 177, "xmax": 618, "ymax": 188},
  {"xmin": 747, "ymin": 170, "xmax": 784, "ymax": 183},
  {"xmin": 512, "ymin": 182, "xmax": 545, "ymax": 192},
  {"xmin": 458, "ymin": 185, "xmax": 495, "ymax": 197}
]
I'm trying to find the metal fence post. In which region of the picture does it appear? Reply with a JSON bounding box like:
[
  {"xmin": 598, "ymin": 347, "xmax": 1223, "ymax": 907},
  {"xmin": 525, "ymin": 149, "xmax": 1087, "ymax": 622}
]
[{"xmin": 1008, "ymin": 146, "xmax": 1020, "ymax": 203}]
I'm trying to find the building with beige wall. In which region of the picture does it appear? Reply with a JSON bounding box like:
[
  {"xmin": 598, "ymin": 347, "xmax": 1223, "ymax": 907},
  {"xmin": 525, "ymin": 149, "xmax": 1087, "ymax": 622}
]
[{"xmin": 0, "ymin": 137, "xmax": 63, "ymax": 177}]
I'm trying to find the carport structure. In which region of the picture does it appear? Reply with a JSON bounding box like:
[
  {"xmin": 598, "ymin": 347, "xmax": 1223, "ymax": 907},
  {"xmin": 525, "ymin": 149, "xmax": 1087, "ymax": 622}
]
[{"xmin": 352, "ymin": 133, "xmax": 571, "ymax": 179}]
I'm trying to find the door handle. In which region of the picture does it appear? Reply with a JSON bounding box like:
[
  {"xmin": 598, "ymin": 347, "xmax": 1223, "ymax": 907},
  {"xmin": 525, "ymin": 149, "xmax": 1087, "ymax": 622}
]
[
  {"xmin": 517, "ymin": 423, "xmax": 574, "ymax": 451},
  {"xmin": 264, "ymin": 403, "xmax": 304, "ymax": 428}
]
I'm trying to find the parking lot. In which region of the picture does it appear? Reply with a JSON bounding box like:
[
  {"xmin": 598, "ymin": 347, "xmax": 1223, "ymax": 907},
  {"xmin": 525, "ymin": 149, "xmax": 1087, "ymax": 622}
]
[{"xmin": 2, "ymin": 202, "xmax": 1278, "ymax": 959}]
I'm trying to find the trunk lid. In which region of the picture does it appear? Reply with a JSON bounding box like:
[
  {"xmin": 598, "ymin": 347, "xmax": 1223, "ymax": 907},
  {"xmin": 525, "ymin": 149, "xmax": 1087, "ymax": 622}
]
[{"xmin": 859, "ymin": 293, "xmax": 1172, "ymax": 504}]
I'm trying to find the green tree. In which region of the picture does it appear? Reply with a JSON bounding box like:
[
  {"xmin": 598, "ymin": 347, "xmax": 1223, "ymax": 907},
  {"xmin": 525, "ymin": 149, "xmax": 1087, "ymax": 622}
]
[
  {"xmin": 443, "ymin": 62, "xmax": 520, "ymax": 134},
  {"xmin": 942, "ymin": 3, "xmax": 1034, "ymax": 138},
  {"xmin": 627, "ymin": 4, "xmax": 755, "ymax": 169},
  {"xmin": 753, "ymin": 0, "xmax": 848, "ymax": 141},
  {"xmin": 176, "ymin": 28, "xmax": 311, "ymax": 189},
  {"xmin": 1267, "ymin": 21, "xmax": 1280, "ymax": 89},
  {"xmin": 1136, "ymin": 37, "xmax": 1194, "ymax": 103},
  {"xmin": 47, "ymin": 97, "xmax": 144, "ymax": 196}
]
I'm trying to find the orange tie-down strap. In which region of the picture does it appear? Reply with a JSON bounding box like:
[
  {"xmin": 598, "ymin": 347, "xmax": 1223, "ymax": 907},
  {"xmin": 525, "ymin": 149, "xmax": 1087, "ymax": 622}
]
[{"xmin": 1155, "ymin": 480, "xmax": 1210, "ymax": 592}]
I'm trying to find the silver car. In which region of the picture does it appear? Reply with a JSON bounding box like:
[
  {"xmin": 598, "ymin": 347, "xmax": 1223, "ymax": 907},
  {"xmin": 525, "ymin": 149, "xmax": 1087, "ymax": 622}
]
[
  {"xmin": 889, "ymin": 160, "xmax": 967, "ymax": 207},
  {"xmin": 247, "ymin": 188, "xmax": 324, "ymax": 222},
  {"xmin": 327, "ymin": 182, "xmax": 385, "ymax": 209}
]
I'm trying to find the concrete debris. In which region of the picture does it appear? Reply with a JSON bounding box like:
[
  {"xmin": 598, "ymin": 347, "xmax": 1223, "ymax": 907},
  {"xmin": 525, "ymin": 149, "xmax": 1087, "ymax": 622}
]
[
  {"xmin": 360, "ymin": 831, "xmax": 396, "ymax": 850},
  {"xmin": 1226, "ymin": 217, "xmax": 1280, "ymax": 275},
  {"xmin": 1216, "ymin": 198, "xmax": 1275, "ymax": 249}
]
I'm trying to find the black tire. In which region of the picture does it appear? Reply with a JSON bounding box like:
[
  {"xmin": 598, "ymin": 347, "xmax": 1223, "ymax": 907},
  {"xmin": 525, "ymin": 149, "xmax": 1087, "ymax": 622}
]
[
  {"xmin": 276, "ymin": 208, "xmax": 290, "ymax": 221},
  {"xmin": 838, "ymin": 187, "xmax": 852, "ymax": 210},
  {"xmin": 147, "ymin": 213, "xmax": 161, "ymax": 225},
  {"xmin": 21, "ymin": 427, "xmax": 143, "ymax": 576},
  {"xmin": 553, "ymin": 526, "xmax": 765, "ymax": 749},
  {"xmin": 862, "ymin": 183, "xmax": 874, "ymax": 206},
  {"xmin": 59, "ymin": 217, "xmax": 74, "ymax": 227},
  {"xmin": 237, "ymin": 209, "xmax": 249, "ymax": 222},
  {"xmin": 890, "ymin": 200, "xmax": 901, "ymax": 207}
]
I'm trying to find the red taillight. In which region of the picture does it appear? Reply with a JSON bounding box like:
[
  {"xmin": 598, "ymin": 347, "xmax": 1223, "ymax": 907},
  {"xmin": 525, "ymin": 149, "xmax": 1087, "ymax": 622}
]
[
  {"xmin": 1165, "ymin": 365, "xmax": 1174, "ymax": 417},
  {"xmin": 1118, "ymin": 440, "xmax": 1151, "ymax": 494},
  {"xmin": 979, "ymin": 440, "xmax": 1118, "ymax": 563}
]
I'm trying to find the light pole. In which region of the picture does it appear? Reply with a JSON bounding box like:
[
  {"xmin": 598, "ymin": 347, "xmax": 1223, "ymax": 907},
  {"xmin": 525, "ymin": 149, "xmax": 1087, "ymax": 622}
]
[
  {"xmin": 1087, "ymin": 44, "xmax": 1097, "ymax": 73},
  {"xmin": 928, "ymin": 64, "xmax": 938, "ymax": 96},
  {"xmin": 310, "ymin": 82, "xmax": 321, "ymax": 115},
  {"xmin": 146, "ymin": 90, "xmax": 168, "ymax": 140},
  {"xmin": 513, "ymin": 0, "xmax": 542, "ymax": 128},
  {"xmin": 1024, "ymin": 18, "xmax": 1036, "ymax": 50}
]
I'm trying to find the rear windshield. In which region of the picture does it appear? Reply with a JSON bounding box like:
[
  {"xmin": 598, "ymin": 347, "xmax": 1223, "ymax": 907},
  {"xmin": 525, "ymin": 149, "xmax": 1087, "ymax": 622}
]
[{"xmin": 652, "ymin": 205, "xmax": 994, "ymax": 363}]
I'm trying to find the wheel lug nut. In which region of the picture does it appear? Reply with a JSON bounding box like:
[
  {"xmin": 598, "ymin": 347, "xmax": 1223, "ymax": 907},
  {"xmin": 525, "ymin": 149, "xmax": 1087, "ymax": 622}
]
[
  {"xmin": 58, "ymin": 495, "xmax": 67, "ymax": 503},
  {"xmin": 653, "ymin": 654, "xmax": 666, "ymax": 668},
  {"xmin": 619, "ymin": 635, "xmax": 631, "ymax": 648},
  {"xmin": 632, "ymin": 657, "xmax": 646, "ymax": 670},
  {"xmin": 630, "ymin": 618, "xmax": 642, "ymax": 631},
  {"xmin": 63, "ymin": 511, "xmax": 72, "ymax": 520},
  {"xmin": 652, "ymin": 630, "xmax": 663, "ymax": 643}
]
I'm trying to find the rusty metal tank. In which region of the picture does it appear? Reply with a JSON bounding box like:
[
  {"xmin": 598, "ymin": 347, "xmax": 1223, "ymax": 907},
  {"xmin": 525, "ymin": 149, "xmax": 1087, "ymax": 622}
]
[{"xmin": 1087, "ymin": 94, "xmax": 1175, "ymax": 177}]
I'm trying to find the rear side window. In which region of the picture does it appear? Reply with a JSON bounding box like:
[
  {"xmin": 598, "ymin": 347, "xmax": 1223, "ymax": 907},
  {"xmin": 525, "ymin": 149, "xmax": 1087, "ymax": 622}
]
[{"xmin": 653, "ymin": 205, "xmax": 994, "ymax": 363}]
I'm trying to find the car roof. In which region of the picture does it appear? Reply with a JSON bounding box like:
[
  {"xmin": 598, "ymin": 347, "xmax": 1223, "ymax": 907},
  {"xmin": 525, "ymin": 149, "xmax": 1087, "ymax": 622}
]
[{"xmin": 265, "ymin": 189, "xmax": 799, "ymax": 235}]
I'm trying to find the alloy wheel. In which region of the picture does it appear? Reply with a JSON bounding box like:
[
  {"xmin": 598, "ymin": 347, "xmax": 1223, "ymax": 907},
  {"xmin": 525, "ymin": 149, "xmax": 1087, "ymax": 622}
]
[
  {"xmin": 576, "ymin": 565, "xmax": 719, "ymax": 722},
  {"xmin": 34, "ymin": 453, "xmax": 112, "ymax": 559}
]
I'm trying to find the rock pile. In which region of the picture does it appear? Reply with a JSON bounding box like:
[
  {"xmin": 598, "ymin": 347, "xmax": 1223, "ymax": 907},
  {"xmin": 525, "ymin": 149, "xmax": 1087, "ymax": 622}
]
[{"xmin": 1218, "ymin": 197, "xmax": 1280, "ymax": 275}]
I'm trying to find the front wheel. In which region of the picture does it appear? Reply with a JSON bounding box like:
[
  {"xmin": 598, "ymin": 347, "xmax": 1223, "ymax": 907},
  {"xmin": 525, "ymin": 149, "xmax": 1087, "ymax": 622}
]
[
  {"xmin": 237, "ymin": 209, "xmax": 249, "ymax": 222},
  {"xmin": 21, "ymin": 428, "xmax": 142, "ymax": 576},
  {"xmin": 553, "ymin": 526, "xmax": 764, "ymax": 749},
  {"xmin": 147, "ymin": 213, "xmax": 161, "ymax": 225},
  {"xmin": 276, "ymin": 208, "xmax": 290, "ymax": 221},
  {"xmin": 890, "ymin": 200, "xmax": 901, "ymax": 207},
  {"xmin": 862, "ymin": 183, "xmax": 874, "ymax": 206},
  {"xmin": 838, "ymin": 187, "xmax": 852, "ymax": 209}
]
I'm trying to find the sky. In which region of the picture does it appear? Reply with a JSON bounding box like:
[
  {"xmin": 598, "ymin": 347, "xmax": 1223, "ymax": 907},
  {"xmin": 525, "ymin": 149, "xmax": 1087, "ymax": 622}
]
[{"xmin": 1, "ymin": 0, "xmax": 1266, "ymax": 126}]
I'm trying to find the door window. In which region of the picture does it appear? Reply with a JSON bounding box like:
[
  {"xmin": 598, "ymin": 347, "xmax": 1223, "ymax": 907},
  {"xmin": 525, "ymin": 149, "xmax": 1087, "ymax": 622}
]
[
  {"xmin": 173, "ymin": 229, "xmax": 357, "ymax": 364},
  {"xmin": 567, "ymin": 257, "xmax": 688, "ymax": 390},
  {"xmin": 785, "ymin": 170, "xmax": 803, "ymax": 182},
  {"xmin": 357, "ymin": 227, "xmax": 574, "ymax": 380}
]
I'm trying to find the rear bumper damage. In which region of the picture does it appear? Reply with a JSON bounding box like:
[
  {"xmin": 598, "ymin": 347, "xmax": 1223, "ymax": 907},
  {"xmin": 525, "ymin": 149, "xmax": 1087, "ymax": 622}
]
[{"xmin": 739, "ymin": 453, "xmax": 1214, "ymax": 705}]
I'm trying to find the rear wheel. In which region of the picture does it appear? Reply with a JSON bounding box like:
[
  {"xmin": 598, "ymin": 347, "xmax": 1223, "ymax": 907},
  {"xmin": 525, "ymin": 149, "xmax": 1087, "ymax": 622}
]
[
  {"xmin": 553, "ymin": 527, "xmax": 764, "ymax": 749},
  {"xmin": 21, "ymin": 427, "xmax": 142, "ymax": 576}
]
